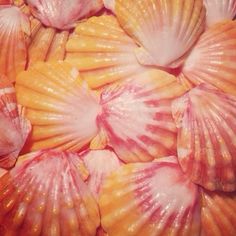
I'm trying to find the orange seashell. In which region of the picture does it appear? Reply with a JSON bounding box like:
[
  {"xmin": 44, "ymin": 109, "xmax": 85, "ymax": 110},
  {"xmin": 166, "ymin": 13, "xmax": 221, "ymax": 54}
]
[
  {"xmin": 26, "ymin": 0, "xmax": 103, "ymax": 30},
  {"xmin": 180, "ymin": 20, "xmax": 236, "ymax": 96},
  {"xmin": 204, "ymin": 0, "xmax": 236, "ymax": 27},
  {"xmin": 201, "ymin": 189, "xmax": 236, "ymax": 236},
  {"xmin": 28, "ymin": 17, "xmax": 70, "ymax": 67},
  {"xmin": 66, "ymin": 15, "xmax": 147, "ymax": 89},
  {"xmin": 15, "ymin": 61, "xmax": 101, "ymax": 152},
  {"xmin": 0, "ymin": 5, "xmax": 30, "ymax": 82},
  {"xmin": 115, "ymin": 0, "xmax": 205, "ymax": 68},
  {"xmin": 99, "ymin": 156, "xmax": 201, "ymax": 236},
  {"xmin": 172, "ymin": 84, "xmax": 236, "ymax": 192},
  {"xmin": 0, "ymin": 149, "xmax": 100, "ymax": 236},
  {"xmin": 0, "ymin": 74, "xmax": 31, "ymax": 169},
  {"xmin": 96, "ymin": 69, "xmax": 186, "ymax": 163},
  {"xmin": 81, "ymin": 150, "xmax": 122, "ymax": 199}
]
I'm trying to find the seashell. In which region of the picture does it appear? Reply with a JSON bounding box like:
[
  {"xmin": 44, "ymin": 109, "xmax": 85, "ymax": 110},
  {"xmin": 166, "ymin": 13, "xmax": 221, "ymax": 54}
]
[
  {"xmin": 0, "ymin": 149, "xmax": 100, "ymax": 236},
  {"xmin": 15, "ymin": 61, "xmax": 101, "ymax": 152},
  {"xmin": 103, "ymin": 0, "xmax": 115, "ymax": 12},
  {"xmin": 0, "ymin": 74, "xmax": 31, "ymax": 169},
  {"xmin": 81, "ymin": 149, "xmax": 122, "ymax": 199},
  {"xmin": 172, "ymin": 83, "xmax": 236, "ymax": 192},
  {"xmin": 0, "ymin": 5, "xmax": 30, "ymax": 82},
  {"xmin": 114, "ymin": 0, "xmax": 205, "ymax": 68},
  {"xmin": 28, "ymin": 17, "xmax": 70, "ymax": 67},
  {"xmin": 26, "ymin": 0, "xmax": 104, "ymax": 30},
  {"xmin": 96, "ymin": 69, "xmax": 186, "ymax": 163},
  {"xmin": 99, "ymin": 156, "xmax": 201, "ymax": 236},
  {"xmin": 201, "ymin": 189, "xmax": 236, "ymax": 236},
  {"xmin": 180, "ymin": 20, "xmax": 236, "ymax": 96},
  {"xmin": 204, "ymin": 0, "xmax": 236, "ymax": 27},
  {"xmin": 0, "ymin": 0, "xmax": 12, "ymax": 4},
  {"xmin": 66, "ymin": 15, "xmax": 147, "ymax": 89}
]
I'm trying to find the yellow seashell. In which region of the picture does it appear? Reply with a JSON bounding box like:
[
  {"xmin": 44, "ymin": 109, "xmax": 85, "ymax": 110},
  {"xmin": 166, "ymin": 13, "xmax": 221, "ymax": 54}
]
[
  {"xmin": 15, "ymin": 61, "xmax": 101, "ymax": 152},
  {"xmin": 115, "ymin": 0, "xmax": 205, "ymax": 68},
  {"xmin": 66, "ymin": 15, "xmax": 147, "ymax": 89}
]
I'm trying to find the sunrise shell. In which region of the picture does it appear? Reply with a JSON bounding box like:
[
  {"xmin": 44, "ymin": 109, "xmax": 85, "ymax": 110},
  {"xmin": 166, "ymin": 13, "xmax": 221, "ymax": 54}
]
[
  {"xmin": 99, "ymin": 156, "xmax": 201, "ymax": 236},
  {"xmin": 0, "ymin": 150, "xmax": 100, "ymax": 236},
  {"xmin": 81, "ymin": 150, "xmax": 122, "ymax": 199},
  {"xmin": 96, "ymin": 69, "xmax": 186, "ymax": 163},
  {"xmin": 28, "ymin": 17, "xmax": 70, "ymax": 67},
  {"xmin": 0, "ymin": 5, "xmax": 30, "ymax": 82},
  {"xmin": 0, "ymin": 74, "xmax": 31, "ymax": 169},
  {"xmin": 114, "ymin": 0, "xmax": 205, "ymax": 68},
  {"xmin": 15, "ymin": 61, "xmax": 101, "ymax": 152},
  {"xmin": 66, "ymin": 15, "xmax": 146, "ymax": 89},
  {"xmin": 26, "ymin": 0, "xmax": 103, "ymax": 30},
  {"xmin": 180, "ymin": 20, "xmax": 236, "ymax": 96},
  {"xmin": 201, "ymin": 189, "xmax": 236, "ymax": 236},
  {"xmin": 172, "ymin": 83, "xmax": 236, "ymax": 192},
  {"xmin": 204, "ymin": 0, "xmax": 236, "ymax": 27}
]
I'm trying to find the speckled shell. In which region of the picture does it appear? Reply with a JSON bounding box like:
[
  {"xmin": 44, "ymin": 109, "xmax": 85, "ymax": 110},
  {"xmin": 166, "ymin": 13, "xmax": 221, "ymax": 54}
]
[
  {"xmin": 0, "ymin": 6, "xmax": 30, "ymax": 82},
  {"xmin": 0, "ymin": 74, "xmax": 31, "ymax": 169},
  {"xmin": 180, "ymin": 20, "xmax": 236, "ymax": 96},
  {"xmin": 0, "ymin": 150, "xmax": 100, "ymax": 236},
  {"xmin": 15, "ymin": 61, "xmax": 101, "ymax": 152},
  {"xmin": 172, "ymin": 84, "xmax": 236, "ymax": 192},
  {"xmin": 204, "ymin": 0, "xmax": 236, "ymax": 27},
  {"xmin": 99, "ymin": 157, "xmax": 201, "ymax": 236},
  {"xmin": 81, "ymin": 150, "xmax": 122, "ymax": 199},
  {"xmin": 66, "ymin": 15, "xmax": 147, "ymax": 89},
  {"xmin": 201, "ymin": 189, "xmax": 236, "ymax": 236},
  {"xmin": 28, "ymin": 17, "xmax": 70, "ymax": 67},
  {"xmin": 26, "ymin": 0, "xmax": 103, "ymax": 30},
  {"xmin": 97, "ymin": 69, "xmax": 186, "ymax": 163},
  {"xmin": 114, "ymin": 0, "xmax": 205, "ymax": 68}
]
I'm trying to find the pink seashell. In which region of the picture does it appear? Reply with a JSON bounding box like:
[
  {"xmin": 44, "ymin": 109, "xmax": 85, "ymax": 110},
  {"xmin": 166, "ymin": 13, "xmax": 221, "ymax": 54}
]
[
  {"xmin": 96, "ymin": 69, "xmax": 186, "ymax": 163},
  {"xmin": 172, "ymin": 83, "xmax": 236, "ymax": 191},
  {"xmin": 81, "ymin": 149, "xmax": 122, "ymax": 198},
  {"xmin": 204, "ymin": 0, "xmax": 236, "ymax": 27},
  {"xmin": 0, "ymin": 149, "xmax": 100, "ymax": 235},
  {"xmin": 0, "ymin": 5, "xmax": 30, "ymax": 82},
  {"xmin": 26, "ymin": 0, "xmax": 104, "ymax": 30},
  {"xmin": 99, "ymin": 156, "xmax": 201, "ymax": 236},
  {"xmin": 0, "ymin": 74, "xmax": 31, "ymax": 169}
]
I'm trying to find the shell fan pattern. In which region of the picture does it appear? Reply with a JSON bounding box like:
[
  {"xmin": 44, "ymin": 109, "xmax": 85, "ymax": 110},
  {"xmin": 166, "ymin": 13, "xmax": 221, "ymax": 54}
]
[{"xmin": 1, "ymin": 0, "xmax": 236, "ymax": 236}]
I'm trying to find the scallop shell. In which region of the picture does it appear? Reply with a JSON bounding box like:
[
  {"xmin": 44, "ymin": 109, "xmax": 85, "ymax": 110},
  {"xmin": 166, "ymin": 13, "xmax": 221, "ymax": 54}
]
[
  {"xmin": 172, "ymin": 83, "xmax": 236, "ymax": 192},
  {"xmin": 15, "ymin": 61, "xmax": 101, "ymax": 152},
  {"xmin": 0, "ymin": 149, "xmax": 100, "ymax": 236},
  {"xmin": 114, "ymin": 0, "xmax": 205, "ymax": 68},
  {"xmin": 204, "ymin": 0, "xmax": 236, "ymax": 27},
  {"xmin": 26, "ymin": 0, "xmax": 103, "ymax": 30},
  {"xmin": 66, "ymin": 15, "xmax": 147, "ymax": 89},
  {"xmin": 81, "ymin": 150, "xmax": 122, "ymax": 199},
  {"xmin": 0, "ymin": 5, "xmax": 30, "ymax": 82},
  {"xmin": 180, "ymin": 20, "xmax": 236, "ymax": 96},
  {"xmin": 97, "ymin": 69, "xmax": 186, "ymax": 163},
  {"xmin": 99, "ymin": 156, "xmax": 201, "ymax": 236},
  {"xmin": 0, "ymin": 74, "xmax": 31, "ymax": 169},
  {"xmin": 201, "ymin": 189, "xmax": 236, "ymax": 236},
  {"xmin": 28, "ymin": 17, "xmax": 70, "ymax": 67}
]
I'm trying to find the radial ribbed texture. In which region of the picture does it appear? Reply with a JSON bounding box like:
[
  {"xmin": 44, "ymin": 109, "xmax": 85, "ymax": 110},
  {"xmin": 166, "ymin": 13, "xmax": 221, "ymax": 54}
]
[
  {"xmin": 180, "ymin": 20, "xmax": 236, "ymax": 96},
  {"xmin": 15, "ymin": 61, "xmax": 101, "ymax": 152},
  {"xmin": 66, "ymin": 15, "xmax": 147, "ymax": 89},
  {"xmin": 0, "ymin": 74, "xmax": 30, "ymax": 169},
  {"xmin": 172, "ymin": 83, "xmax": 236, "ymax": 191},
  {"xmin": 201, "ymin": 189, "xmax": 236, "ymax": 236},
  {"xmin": 115, "ymin": 0, "xmax": 205, "ymax": 68},
  {"xmin": 0, "ymin": 6, "xmax": 30, "ymax": 82},
  {"xmin": 99, "ymin": 157, "xmax": 201, "ymax": 236},
  {"xmin": 0, "ymin": 150, "xmax": 100, "ymax": 236},
  {"xmin": 97, "ymin": 69, "xmax": 186, "ymax": 163}
]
